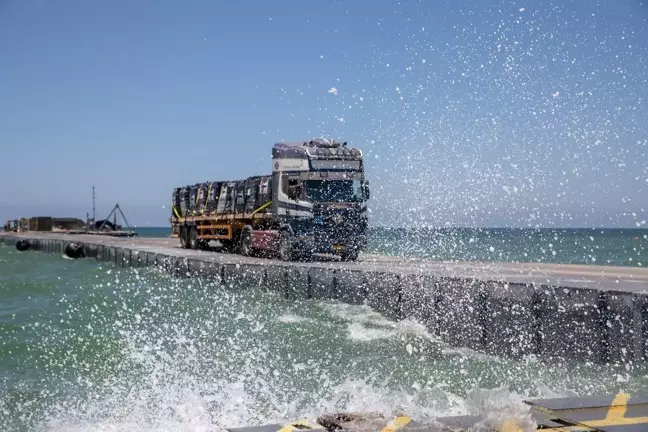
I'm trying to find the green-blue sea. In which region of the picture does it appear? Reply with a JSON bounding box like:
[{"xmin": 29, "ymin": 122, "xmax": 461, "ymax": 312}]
[{"xmin": 1, "ymin": 228, "xmax": 648, "ymax": 431}]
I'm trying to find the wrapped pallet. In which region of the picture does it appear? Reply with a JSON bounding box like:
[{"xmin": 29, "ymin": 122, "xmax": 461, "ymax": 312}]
[
  {"xmin": 196, "ymin": 182, "xmax": 210, "ymax": 215},
  {"xmin": 189, "ymin": 184, "xmax": 199, "ymax": 215},
  {"xmin": 172, "ymin": 188, "xmax": 183, "ymax": 217},
  {"xmin": 206, "ymin": 182, "xmax": 221, "ymax": 214}
]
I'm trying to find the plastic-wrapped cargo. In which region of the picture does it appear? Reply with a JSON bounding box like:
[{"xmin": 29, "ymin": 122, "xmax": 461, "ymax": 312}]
[
  {"xmin": 223, "ymin": 182, "xmax": 236, "ymax": 214},
  {"xmin": 206, "ymin": 182, "xmax": 221, "ymax": 214},
  {"xmin": 234, "ymin": 181, "xmax": 245, "ymax": 214},
  {"xmin": 180, "ymin": 187, "xmax": 189, "ymax": 216},
  {"xmin": 188, "ymin": 184, "xmax": 199, "ymax": 214},
  {"xmin": 172, "ymin": 188, "xmax": 183, "ymax": 217},
  {"xmin": 196, "ymin": 182, "xmax": 209, "ymax": 215}
]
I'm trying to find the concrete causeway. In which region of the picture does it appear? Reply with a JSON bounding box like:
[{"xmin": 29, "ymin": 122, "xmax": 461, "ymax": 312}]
[{"xmin": 3, "ymin": 231, "xmax": 648, "ymax": 364}]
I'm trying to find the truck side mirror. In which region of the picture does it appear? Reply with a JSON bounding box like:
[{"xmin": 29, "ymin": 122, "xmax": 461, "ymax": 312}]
[{"xmin": 362, "ymin": 180, "xmax": 370, "ymax": 200}]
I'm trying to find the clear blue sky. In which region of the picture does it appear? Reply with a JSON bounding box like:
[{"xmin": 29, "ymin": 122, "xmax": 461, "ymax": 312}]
[{"xmin": 1, "ymin": 0, "xmax": 646, "ymax": 228}]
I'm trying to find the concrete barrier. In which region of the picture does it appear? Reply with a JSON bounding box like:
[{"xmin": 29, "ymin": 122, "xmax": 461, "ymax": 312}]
[
  {"xmin": 605, "ymin": 291, "xmax": 647, "ymax": 363},
  {"xmin": 286, "ymin": 267, "xmax": 309, "ymax": 300},
  {"xmin": 30, "ymin": 239, "xmax": 41, "ymax": 251},
  {"xmin": 436, "ymin": 278, "xmax": 485, "ymax": 350},
  {"xmin": 309, "ymin": 267, "xmax": 336, "ymax": 300},
  {"xmin": 186, "ymin": 259, "xmax": 202, "ymax": 277},
  {"xmin": 265, "ymin": 265, "xmax": 287, "ymax": 295},
  {"xmin": 116, "ymin": 248, "xmax": 125, "ymax": 267},
  {"xmin": 4, "ymin": 232, "xmax": 648, "ymax": 365},
  {"xmin": 146, "ymin": 252, "xmax": 156, "ymax": 267},
  {"xmin": 84, "ymin": 244, "xmax": 98, "ymax": 258},
  {"xmin": 537, "ymin": 286, "xmax": 602, "ymax": 362},
  {"xmin": 335, "ymin": 269, "xmax": 368, "ymax": 304},
  {"xmin": 176, "ymin": 257, "xmax": 190, "ymax": 277},
  {"xmin": 135, "ymin": 250, "xmax": 142, "ymax": 267},
  {"xmin": 223, "ymin": 263, "xmax": 265, "ymax": 290},
  {"xmin": 365, "ymin": 271, "xmax": 402, "ymax": 321},
  {"xmin": 202, "ymin": 261, "xmax": 223, "ymax": 284},
  {"xmin": 483, "ymin": 282, "xmax": 537, "ymax": 359},
  {"xmin": 401, "ymin": 274, "xmax": 437, "ymax": 330}
]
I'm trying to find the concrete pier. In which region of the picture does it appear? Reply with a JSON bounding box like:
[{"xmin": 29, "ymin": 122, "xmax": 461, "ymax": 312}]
[
  {"xmin": 225, "ymin": 390, "xmax": 648, "ymax": 431},
  {"xmin": 2, "ymin": 232, "xmax": 648, "ymax": 364}
]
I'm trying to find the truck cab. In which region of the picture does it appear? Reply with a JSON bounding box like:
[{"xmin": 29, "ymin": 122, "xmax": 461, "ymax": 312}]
[{"xmin": 271, "ymin": 138, "xmax": 370, "ymax": 261}]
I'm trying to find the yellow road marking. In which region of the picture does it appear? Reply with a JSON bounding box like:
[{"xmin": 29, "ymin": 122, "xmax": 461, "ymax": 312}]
[
  {"xmin": 380, "ymin": 416, "xmax": 411, "ymax": 432},
  {"xmin": 500, "ymin": 419, "xmax": 524, "ymax": 432},
  {"xmin": 277, "ymin": 419, "xmax": 323, "ymax": 431},
  {"xmin": 541, "ymin": 428, "xmax": 593, "ymax": 432},
  {"xmin": 579, "ymin": 392, "xmax": 648, "ymax": 428},
  {"xmin": 535, "ymin": 392, "xmax": 648, "ymax": 429}
]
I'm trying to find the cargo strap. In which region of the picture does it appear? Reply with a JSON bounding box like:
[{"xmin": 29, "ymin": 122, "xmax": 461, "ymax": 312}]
[
  {"xmin": 202, "ymin": 183, "xmax": 212, "ymax": 214},
  {"xmin": 252, "ymin": 200, "xmax": 272, "ymax": 216}
]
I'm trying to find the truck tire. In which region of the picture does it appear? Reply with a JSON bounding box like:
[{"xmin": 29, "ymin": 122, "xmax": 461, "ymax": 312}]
[
  {"xmin": 240, "ymin": 228, "xmax": 253, "ymax": 256},
  {"xmin": 277, "ymin": 230, "xmax": 295, "ymax": 261},
  {"xmin": 179, "ymin": 226, "xmax": 188, "ymax": 249},
  {"xmin": 189, "ymin": 226, "xmax": 199, "ymax": 250}
]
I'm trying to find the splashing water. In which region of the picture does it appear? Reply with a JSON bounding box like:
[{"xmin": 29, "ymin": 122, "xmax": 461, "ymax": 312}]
[
  {"xmin": 270, "ymin": 0, "xmax": 647, "ymax": 231},
  {"xmin": 2, "ymin": 246, "xmax": 648, "ymax": 431}
]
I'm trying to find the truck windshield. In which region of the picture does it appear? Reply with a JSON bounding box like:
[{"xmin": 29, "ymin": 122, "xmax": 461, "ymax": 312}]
[{"xmin": 305, "ymin": 179, "xmax": 362, "ymax": 202}]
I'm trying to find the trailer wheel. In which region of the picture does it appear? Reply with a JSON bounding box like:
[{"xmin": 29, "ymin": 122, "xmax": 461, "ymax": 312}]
[
  {"xmin": 240, "ymin": 229, "xmax": 253, "ymax": 256},
  {"xmin": 189, "ymin": 226, "xmax": 199, "ymax": 250},
  {"xmin": 277, "ymin": 230, "xmax": 295, "ymax": 261},
  {"xmin": 179, "ymin": 226, "xmax": 188, "ymax": 249}
]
